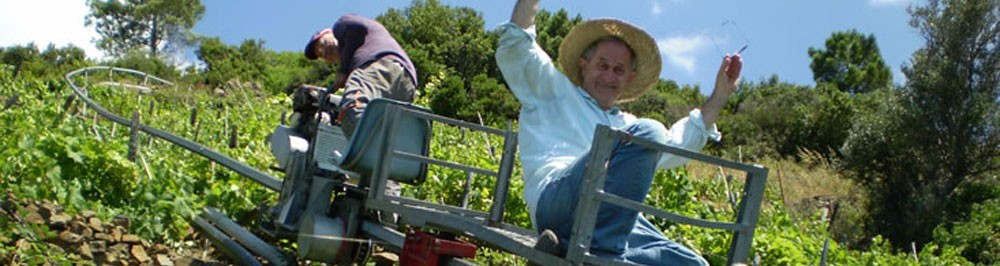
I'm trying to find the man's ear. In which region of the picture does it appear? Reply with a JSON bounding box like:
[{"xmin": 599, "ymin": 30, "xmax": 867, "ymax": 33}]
[{"xmin": 628, "ymin": 70, "xmax": 637, "ymax": 82}]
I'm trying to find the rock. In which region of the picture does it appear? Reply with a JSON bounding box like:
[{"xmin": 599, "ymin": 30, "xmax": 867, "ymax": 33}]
[
  {"xmin": 156, "ymin": 254, "xmax": 174, "ymax": 266},
  {"xmin": 89, "ymin": 217, "xmax": 104, "ymax": 231},
  {"xmin": 101, "ymin": 251, "xmax": 118, "ymax": 264},
  {"xmin": 108, "ymin": 243, "xmax": 129, "ymax": 262},
  {"xmin": 95, "ymin": 233, "xmax": 114, "ymax": 242},
  {"xmin": 3, "ymin": 189, "xmax": 16, "ymax": 200},
  {"xmin": 24, "ymin": 201, "xmax": 38, "ymax": 212},
  {"xmin": 81, "ymin": 210, "xmax": 97, "ymax": 218},
  {"xmin": 131, "ymin": 245, "xmax": 151, "ymax": 263},
  {"xmin": 58, "ymin": 230, "xmax": 82, "ymax": 245},
  {"xmin": 79, "ymin": 242, "xmax": 94, "ymax": 260},
  {"xmin": 71, "ymin": 219, "xmax": 88, "ymax": 233},
  {"xmin": 15, "ymin": 238, "xmax": 30, "ymax": 251},
  {"xmin": 111, "ymin": 226, "xmax": 123, "ymax": 242},
  {"xmin": 152, "ymin": 243, "xmax": 169, "ymax": 254},
  {"xmin": 25, "ymin": 210, "xmax": 45, "ymax": 224},
  {"xmin": 39, "ymin": 201, "xmax": 59, "ymax": 219},
  {"xmin": 90, "ymin": 240, "xmax": 108, "ymax": 253},
  {"xmin": 49, "ymin": 213, "xmax": 72, "ymax": 230},
  {"xmin": 1, "ymin": 195, "xmax": 18, "ymax": 215},
  {"xmin": 121, "ymin": 234, "xmax": 141, "ymax": 244},
  {"xmin": 46, "ymin": 242, "xmax": 65, "ymax": 253},
  {"xmin": 112, "ymin": 214, "xmax": 131, "ymax": 229},
  {"xmin": 81, "ymin": 227, "xmax": 94, "ymax": 238},
  {"xmin": 173, "ymin": 257, "xmax": 195, "ymax": 266}
]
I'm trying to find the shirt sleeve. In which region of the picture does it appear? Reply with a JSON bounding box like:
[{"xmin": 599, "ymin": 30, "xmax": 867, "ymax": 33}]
[
  {"xmin": 495, "ymin": 22, "xmax": 574, "ymax": 107},
  {"xmin": 657, "ymin": 108, "xmax": 723, "ymax": 169}
]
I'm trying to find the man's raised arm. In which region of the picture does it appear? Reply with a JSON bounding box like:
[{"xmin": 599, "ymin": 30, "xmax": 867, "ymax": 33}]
[{"xmin": 511, "ymin": 0, "xmax": 539, "ymax": 29}]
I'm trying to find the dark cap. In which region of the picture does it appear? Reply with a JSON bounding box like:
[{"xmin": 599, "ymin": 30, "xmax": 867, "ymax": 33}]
[{"xmin": 304, "ymin": 28, "xmax": 333, "ymax": 60}]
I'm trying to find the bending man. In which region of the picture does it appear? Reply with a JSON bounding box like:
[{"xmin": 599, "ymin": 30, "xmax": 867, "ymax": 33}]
[
  {"xmin": 303, "ymin": 13, "xmax": 418, "ymax": 206},
  {"xmin": 304, "ymin": 13, "xmax": 418, "ymax": 138}
]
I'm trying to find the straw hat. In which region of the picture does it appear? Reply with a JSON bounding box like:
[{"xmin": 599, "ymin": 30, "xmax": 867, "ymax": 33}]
[{"xmin": 558, "ymin": 18, "xmax": 661, "ymax": 103}]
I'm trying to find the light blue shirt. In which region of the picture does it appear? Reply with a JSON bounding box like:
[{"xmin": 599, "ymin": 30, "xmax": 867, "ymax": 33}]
[{"xmin": 495, "ymin": 23, "xmax": 721, "ymax": 225}]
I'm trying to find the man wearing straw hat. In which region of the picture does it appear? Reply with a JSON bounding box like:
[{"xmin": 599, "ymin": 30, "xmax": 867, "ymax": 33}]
[{"xmin": 496, "ymin": 0, "xmax": 742, "ymax": 265}]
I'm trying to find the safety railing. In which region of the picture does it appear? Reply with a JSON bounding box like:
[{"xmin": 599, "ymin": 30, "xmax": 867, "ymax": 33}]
[{"xmin": 566, "ymin": 125, "xmax": 768, "ymax": 265}]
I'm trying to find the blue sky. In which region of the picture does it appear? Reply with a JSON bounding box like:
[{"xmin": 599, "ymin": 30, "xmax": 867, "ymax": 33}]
[{"xmin": 0, "ymin": 0, "xmax": 922, "ymax": 94}]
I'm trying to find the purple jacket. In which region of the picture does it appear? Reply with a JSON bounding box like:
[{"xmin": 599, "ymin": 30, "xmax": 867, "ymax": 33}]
[{"xmin": 333, "ymin": 14, "xmax": 418, "ymax": 87}]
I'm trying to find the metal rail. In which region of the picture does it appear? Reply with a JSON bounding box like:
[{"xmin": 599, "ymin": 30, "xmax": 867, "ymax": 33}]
[
  {"xmin": 565, "ymin": 125, "xmax": 768, "ymax": 265},
  {"xmin": 201, "ymin": 207, "xmax": 290, "ymax": 265},
  {"xmin": 64, "ymin": 67, "xmax": 768, "ymax": 265},
  {"xmin": 64, "ymin": 66, "xmax": 282, "ymax": 191}
]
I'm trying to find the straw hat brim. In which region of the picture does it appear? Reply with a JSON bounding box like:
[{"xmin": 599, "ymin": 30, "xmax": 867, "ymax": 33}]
[{"xmin": 558, "ymin": 18, "xmax": 661, "ymax": 103}]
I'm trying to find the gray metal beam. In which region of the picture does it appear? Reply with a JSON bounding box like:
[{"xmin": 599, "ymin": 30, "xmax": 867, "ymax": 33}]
[
  {"xmin": 191, "ymin": 216, "xmax": 261, "ymax": 266},
  {"xmin": 201, "ymin": 207, "xmax": 289, "ymax": 265},
  {"xmin": 65, "ymin": 67, "xmax": 282, "ymax": 191}
]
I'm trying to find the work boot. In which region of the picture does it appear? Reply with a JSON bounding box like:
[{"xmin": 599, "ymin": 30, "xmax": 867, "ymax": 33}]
[{"xmin": 529, "ymin": 229, "xmax": 563, "ymax": 266}]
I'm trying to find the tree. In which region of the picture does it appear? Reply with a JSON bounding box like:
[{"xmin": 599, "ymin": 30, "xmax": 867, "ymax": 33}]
[
  {"xmin": 195, "ymin": 38, "xmax": 272, "ymax": 89},
  {"xmin": 808, "ymin": 30, "xmax": 892, "ymax": 94},
  {"xmin": 266, "ymin": 51, "xmax": 334, "ymax": 95},
  {"xmin": 86, "ymin": 0, "xmax": 205, "ymax": 57},
  {"xmin": 1, "ymin": 44, "xmax": 43, "ymax": 78},
  {"xmin": 377, "ymin": 0, "xmax": 518, "ymax": 123},
  {"xmin": 0, "ymin": 43, "xmax": 89, "ymax": 80},
  {"xmin": 378, "ymin": 0, "xmax": 498, "ymax": 88},
  {"xmin": 41, "ymin": 44, "xmax": 89, "ymax": 78},
  {"xmin": 534, "ymin": 9, "xmax": 583, "ymax": 63},
  {"xmin": 842, "ymin": 0, "xmax": 999, "ymax": 252},
  {"xmin": 620, "ymin": 80, "xmax": 704, "ymax": 125},
  {"xmin": 109, "ymin": 49, "xmax": 179, "ymax": 80}
]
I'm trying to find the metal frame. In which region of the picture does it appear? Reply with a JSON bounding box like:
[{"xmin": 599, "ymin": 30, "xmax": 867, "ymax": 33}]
[
  {"xmin": 65, "ymin": 66, "xmax": 283, "ymax": 191},
  {"xmin": 346, "ymin": 102, "xmax": 570, "ymax": 266},
  {"xmin": 360, "ymin": 103, "xmax": 518, "ymax": 226},
  {"xmin": 67, "ymin": 66, "xmax": 768, "ymax": 265},
  {"xmin": 565, "ymin": 125, "xmax": 768, "ymax": 265}
]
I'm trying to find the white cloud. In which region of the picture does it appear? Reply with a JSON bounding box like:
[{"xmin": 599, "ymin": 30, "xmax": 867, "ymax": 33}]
[
  {"xmin": 657, "ymin": 34, "xmax": 709, "ymax": 76},
  {"xmin": 0, "ymin": 0, "xmax": 105, "ymax": 59},
  {"xmin": 652, "ymin": 1, "xmax": 663, "ymax": 16},
  {"xmin": 869, "ymin": 0, "xmax": 910, "ymax": 6}
]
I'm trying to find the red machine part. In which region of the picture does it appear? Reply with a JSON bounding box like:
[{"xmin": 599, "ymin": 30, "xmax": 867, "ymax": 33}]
[{"xmin": 400, "ymin": 229, "xmax": 477, "ymax": 266}]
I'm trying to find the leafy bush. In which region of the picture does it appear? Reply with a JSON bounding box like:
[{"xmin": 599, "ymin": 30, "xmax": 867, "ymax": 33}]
[
  {"xmin": 718, "ymin": 76, "xmax": 855, "ymax": 160},
  {"xmin": 933, "ymin": 198, "xmax": 1000, "ymax": 265}
]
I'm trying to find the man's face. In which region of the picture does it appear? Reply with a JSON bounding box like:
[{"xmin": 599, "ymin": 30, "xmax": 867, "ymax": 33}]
[
  {"xmin": 578, "ymin": 40, "xmax": 636, "ymax": 110},
  {"xmin": 313, "ymin": 33, "xmax": 339, "ymax": 64}
]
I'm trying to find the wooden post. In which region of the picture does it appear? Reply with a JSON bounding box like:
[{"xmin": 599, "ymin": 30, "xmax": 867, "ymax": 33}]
[
  {"xmin": 62, "ymin": 94, "xmax": 76, "ymax": 112},
  {"xmin": 91, "ymin": 113, "xmax": 101, "ymax": 139},
  {"xmin": 190, "ymin": 107, "xmax": 198, "ymax": 127},
  {"xmin": 229, "ymin": 125, "xmax": 238, "ymax": 148},
  {"xmin": 461, "ymin": 171, "xmax": 473, "ymax": 209},
  {"xmin": 718, "ymin": 166, "xmax": 737, "ymax": 211},
  {"xmin": 2, "ymin": 92, "xmax": 19, "ymax": 111},
  {"xmin": 777, "ymin": 164, "xmax": 786, "ymax": 207},
  {"xmin": 53, "ymin": 95, "xmax": 76, "ymax": 126},
  {"xmin": 128, "ymin": 111, "xmax": 140, "ymax": 162},
  {"xmin": 147, "ymin": 98, "xmax": 155, "ymax": 116},
  {"xmin": 193, "ymin": 122, "xmax": 202, "ymax": 142}
]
